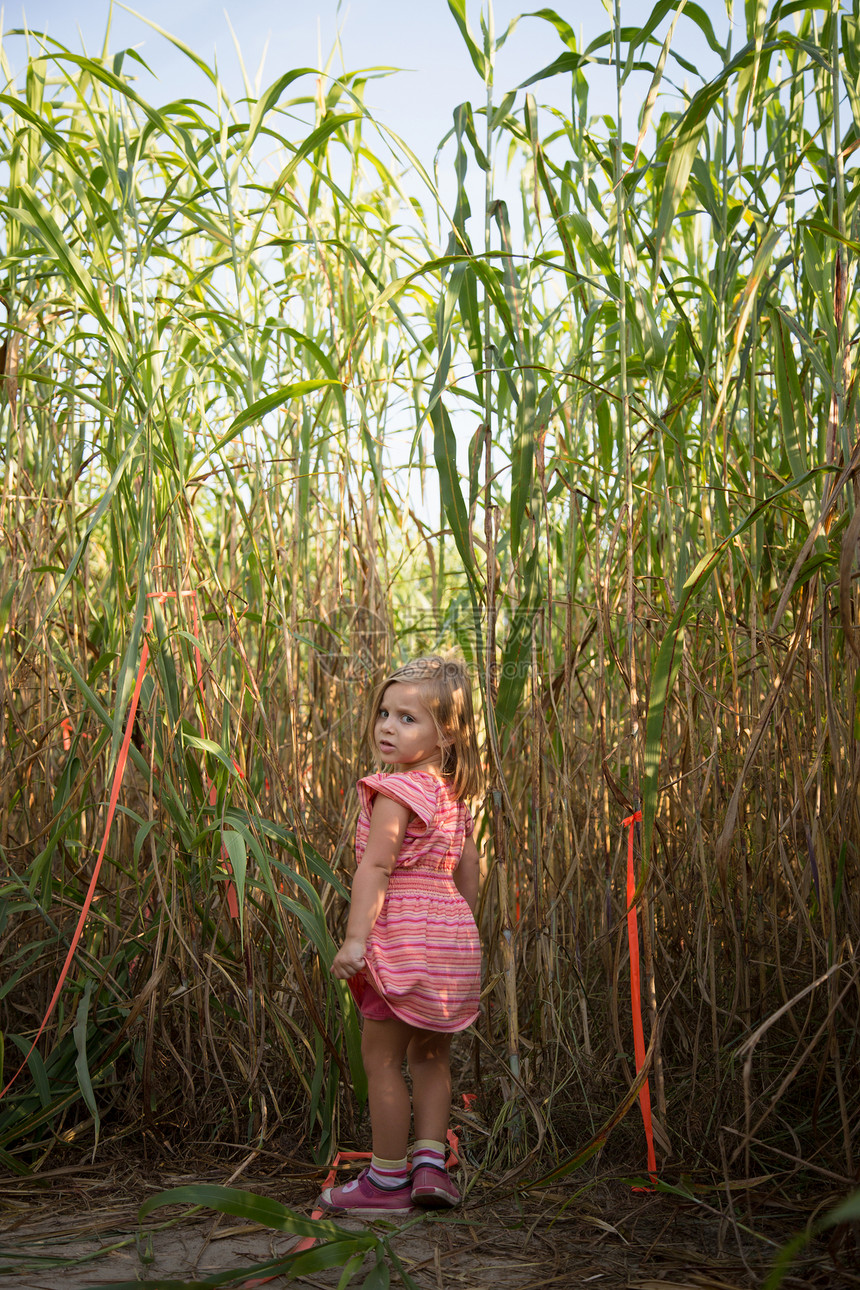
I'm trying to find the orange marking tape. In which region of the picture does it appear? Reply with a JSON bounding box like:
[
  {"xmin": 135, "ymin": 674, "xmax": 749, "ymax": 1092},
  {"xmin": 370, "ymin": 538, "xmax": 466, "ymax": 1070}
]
[
  {"xmin": 1, "ymin": 590, "xmax": 206, "ymax": 1102},
  {"xmin": 59, "ymin": 717, "xmax": 91, "ymax": 751},
  {"xmin": 623, "ymin": 810, "xmax": 657, "ymax": 1189},
  {"xmin": 445, "ymin": 1122, "xmax": 461, "ymax": 1167},
  {"xmin": 0, "ymin": 618, "xmax": 151, "ymax": 1101}
]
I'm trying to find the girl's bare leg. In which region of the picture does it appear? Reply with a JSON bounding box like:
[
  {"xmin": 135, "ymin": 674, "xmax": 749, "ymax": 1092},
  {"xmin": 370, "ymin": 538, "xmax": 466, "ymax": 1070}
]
[
  {"xmin": 407, "ymin": 1030, "xmax": 453, "ymax": 1144},
  {"xmin": 361, "ymin": 1017, "xmax": 415, "ymax": 1160}
]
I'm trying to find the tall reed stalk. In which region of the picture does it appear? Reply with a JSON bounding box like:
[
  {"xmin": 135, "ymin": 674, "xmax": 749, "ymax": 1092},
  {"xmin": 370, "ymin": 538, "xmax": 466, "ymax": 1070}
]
[{"xmin": 0, "ymin": 0, "xmax": 857, "ymax": 1196}]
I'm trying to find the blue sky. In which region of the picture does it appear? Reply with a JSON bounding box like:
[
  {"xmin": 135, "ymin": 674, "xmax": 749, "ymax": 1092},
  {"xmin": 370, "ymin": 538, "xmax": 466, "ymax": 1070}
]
[{"xmin": 8, "ymin": 1, "xmax": 732, "ymax": 176}]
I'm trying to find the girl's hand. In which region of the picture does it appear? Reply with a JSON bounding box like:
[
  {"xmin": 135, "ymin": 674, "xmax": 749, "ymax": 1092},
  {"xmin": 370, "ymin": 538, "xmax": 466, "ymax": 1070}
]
[
  {"xmin": 332, "ymin": 795, "xmax": 409, "ymax": 978},
  {"xmin": 331, "ymin": 937, "xmax": 367, "ymax": 979}
]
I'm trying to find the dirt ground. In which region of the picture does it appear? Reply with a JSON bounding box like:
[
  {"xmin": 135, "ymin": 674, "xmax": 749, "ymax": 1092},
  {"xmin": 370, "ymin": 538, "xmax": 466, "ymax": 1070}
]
[{"xmin": 0, "ymin": 1158, "xmax": 856, "ymax": 1290}]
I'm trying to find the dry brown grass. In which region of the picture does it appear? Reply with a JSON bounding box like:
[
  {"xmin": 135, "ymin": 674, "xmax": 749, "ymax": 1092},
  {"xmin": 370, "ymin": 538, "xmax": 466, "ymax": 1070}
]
[{"xmin": 0, "ymin": 14, "xmax": 858, "ymax": 1287}]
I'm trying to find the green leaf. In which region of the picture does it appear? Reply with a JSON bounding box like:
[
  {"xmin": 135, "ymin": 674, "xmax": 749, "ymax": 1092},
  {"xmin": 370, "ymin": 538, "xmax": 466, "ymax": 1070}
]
[
  {"xmin": 220, "ymin": 379, "xmax": 340, "ymax": 443},
  {"xmin": 7, "ymin": 1034, "xmax": 51, "ymax": 1109},
  {"xmin": 52, "ymin": 646, "xmax": 190, "ymax": 835},
  {"xmin": 337, "ymin": 1252, "xmax": 368, "ymax": 1289},
  {"xmin": 360, "ymin": 1252, "xmax": 391, "ymax": 1289},
  {"xmin": 520, "ymin": 50, "xmax": 589, "ymax": 88},
  {"xmin": 221, "ymin": 831, "xmax": 247, "ymax": 941},
  {"xmin": 495, "ymin": 545, "xmax": 541, "ymax": 738},
  {"xmin": 235, "ymin": 68, "xmax": 320, "ymax": 164},
  {"xmin": 281, "ymin": 326, "xmax": 349, "ymax": 426},
  {"xmin": 182, "ymin": 734, "xmax": 241, "ymax": 774},
  {"xmin": 821, "ymin": 1187, "xmax": 860, "ymax": 1226},
  {"xmin": 0, "ymin": 585, "xmax": 14, "ymax": 643},
  {"xmin": 286, "ymin": 1238, "xmax": 381, "ymax": 1278},
  {"xmin": 431, "ymin": 399, "xmax": 479, "ymax": 585},
  {"xmin": 447, "ymin": 0, "xmax": 488, "ymax": 79},
  {"xmin": 138, "ymin": 1183, "xmax": 359, "ymax": 1240},
  {"xmin": 629, "ymin": 0, "xmax": 724, "ymax": 57},
  {"xmin": 368, "ymin": 252, "xmax": 517, "ymax": 345},
  {"xmin": 0, "ymin": 93, "xmax": 67, "ymax": 154},
  {"xmin": 133, "ymin": 820, "xmax": 156, "ymax": 864},
  {"xmin": 91, "ymin": 1234, "xmax": 378, "ymax": 1290},
  {"xmin": 761, "ymin": 1231, "xmax": 813, "ymax": 1290},
  {"xmin": 73, "ymin": 978, "xmax": 100, "ymax": 1149},
  {"xmin": 268, "ymin": 112, "xmax": 364, "ymax": 191},
  {"xmin": 522, "ymin": 8, "xmax": 577, "ymax": 51},
  {"xmin": 800, "ymin": 217, "xmax": 860, "ymax": 255},
  {"xmin": 510, "ymin": 372, "xmax": 538, "ymax": 559},
  {"xmin": 770, "ymin": 309, "xmax": 817, "ymax": 531}
]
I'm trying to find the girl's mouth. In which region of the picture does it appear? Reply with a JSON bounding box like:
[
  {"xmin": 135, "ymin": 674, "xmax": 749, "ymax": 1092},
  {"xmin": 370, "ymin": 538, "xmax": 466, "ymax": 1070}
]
[{"xmin": 378, "ymin": 740, "xmax": 395, "ymax": 754}]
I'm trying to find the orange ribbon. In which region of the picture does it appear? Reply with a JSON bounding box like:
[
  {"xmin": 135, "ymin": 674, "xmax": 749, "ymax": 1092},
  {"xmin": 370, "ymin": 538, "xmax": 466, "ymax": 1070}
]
[
  {"xmin": 0, "ymin": 591, "xmax": 237, "ymax": 1103},
  {"xmin": 1, "ymin": 623, "xmax": 151, "ymax": 1100},
  {"xmin": 623, "ymin": 809, "xmax": 657, "ymax": 1187}
]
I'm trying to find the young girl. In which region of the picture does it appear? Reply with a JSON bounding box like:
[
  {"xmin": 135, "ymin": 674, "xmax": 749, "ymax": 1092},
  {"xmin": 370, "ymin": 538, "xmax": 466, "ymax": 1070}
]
[{"xmin": 319, "ymin": 655, "xmax": 482, "ymax": 1217}]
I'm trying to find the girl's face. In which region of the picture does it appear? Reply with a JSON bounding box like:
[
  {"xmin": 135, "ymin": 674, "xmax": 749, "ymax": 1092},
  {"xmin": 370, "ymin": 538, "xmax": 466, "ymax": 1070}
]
[{"xmin": 374, "ymin": 681, "xmax": 447, "ymax": 774}]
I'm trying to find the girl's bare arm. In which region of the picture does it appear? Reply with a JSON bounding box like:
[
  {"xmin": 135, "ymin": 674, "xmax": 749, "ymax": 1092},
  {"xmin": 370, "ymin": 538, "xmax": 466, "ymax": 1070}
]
[
  {"xmin": 330, "ymin": 795, "xmax": 411, "ymax": 979},
  {"xmin": 454, "ymin": 835, "xmax": 480, "ymax": 915}
]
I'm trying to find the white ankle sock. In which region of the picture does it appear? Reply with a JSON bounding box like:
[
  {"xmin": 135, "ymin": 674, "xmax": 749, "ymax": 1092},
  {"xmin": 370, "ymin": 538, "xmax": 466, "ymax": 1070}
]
[
  {"xmin": 368, "ymin": 1154, "xmax": 409, "ymax": 1190},
  {"xmin": 412, "ymin": 1138, "xmax": 446, "ymax": 1169}
]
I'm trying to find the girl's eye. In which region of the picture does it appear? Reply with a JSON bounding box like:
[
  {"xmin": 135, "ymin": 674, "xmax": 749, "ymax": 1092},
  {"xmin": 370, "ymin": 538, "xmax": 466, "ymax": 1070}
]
[{"xmin": 402, "ymin": 714, "xmax": 414, "ymax": 723}]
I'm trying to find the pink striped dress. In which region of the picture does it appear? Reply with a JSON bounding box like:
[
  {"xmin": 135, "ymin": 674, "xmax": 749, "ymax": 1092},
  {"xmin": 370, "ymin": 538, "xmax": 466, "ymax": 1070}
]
[{"xmin": 350, "ymin": 770, "xmax": 481, "ymax": 1032}]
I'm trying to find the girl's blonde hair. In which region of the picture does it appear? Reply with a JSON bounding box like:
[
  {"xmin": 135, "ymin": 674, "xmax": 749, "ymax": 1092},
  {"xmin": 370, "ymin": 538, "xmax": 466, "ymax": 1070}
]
[{"xmin": 364, "ymin": 654, "xmax": 482, "ymax": 801}]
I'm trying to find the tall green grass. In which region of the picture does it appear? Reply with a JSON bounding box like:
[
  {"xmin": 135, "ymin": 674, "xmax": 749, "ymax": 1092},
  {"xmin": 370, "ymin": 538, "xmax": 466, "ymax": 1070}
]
[{"xmin": 0, "ymin": 0, "xmax": 858, "ymax": 1195}]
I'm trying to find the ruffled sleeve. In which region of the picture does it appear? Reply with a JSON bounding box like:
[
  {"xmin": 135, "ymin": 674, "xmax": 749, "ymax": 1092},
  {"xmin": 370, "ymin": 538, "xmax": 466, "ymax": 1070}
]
[
  {"xmin": 463, "ymin": 806, "xmax": 474, "ymax": 837},
  {"xmin": 357, "ymin": 772, "xmax": 439, "ymax": 836}
]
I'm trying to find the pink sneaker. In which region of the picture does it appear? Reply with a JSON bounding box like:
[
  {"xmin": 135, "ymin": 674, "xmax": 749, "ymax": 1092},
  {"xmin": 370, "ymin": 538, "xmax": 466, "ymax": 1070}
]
[
  {"xmin": 410, "ymin": 1164, "xmax": 460, "ymax": 1208},
  {"xmin": 317, "ymin": 1168, "xmax": 415, "ymax": 1218}
]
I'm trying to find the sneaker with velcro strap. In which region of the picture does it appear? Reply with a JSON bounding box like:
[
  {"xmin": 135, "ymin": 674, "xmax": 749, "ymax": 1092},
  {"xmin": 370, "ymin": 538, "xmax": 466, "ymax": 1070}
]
[
  {"xmin": 316, "ymin": 1168, "xmax": 415, "ymax": 1218},
  {"xmin": 410, "ymin": 1163, "xmax": 460, "ymax": 1208}
]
